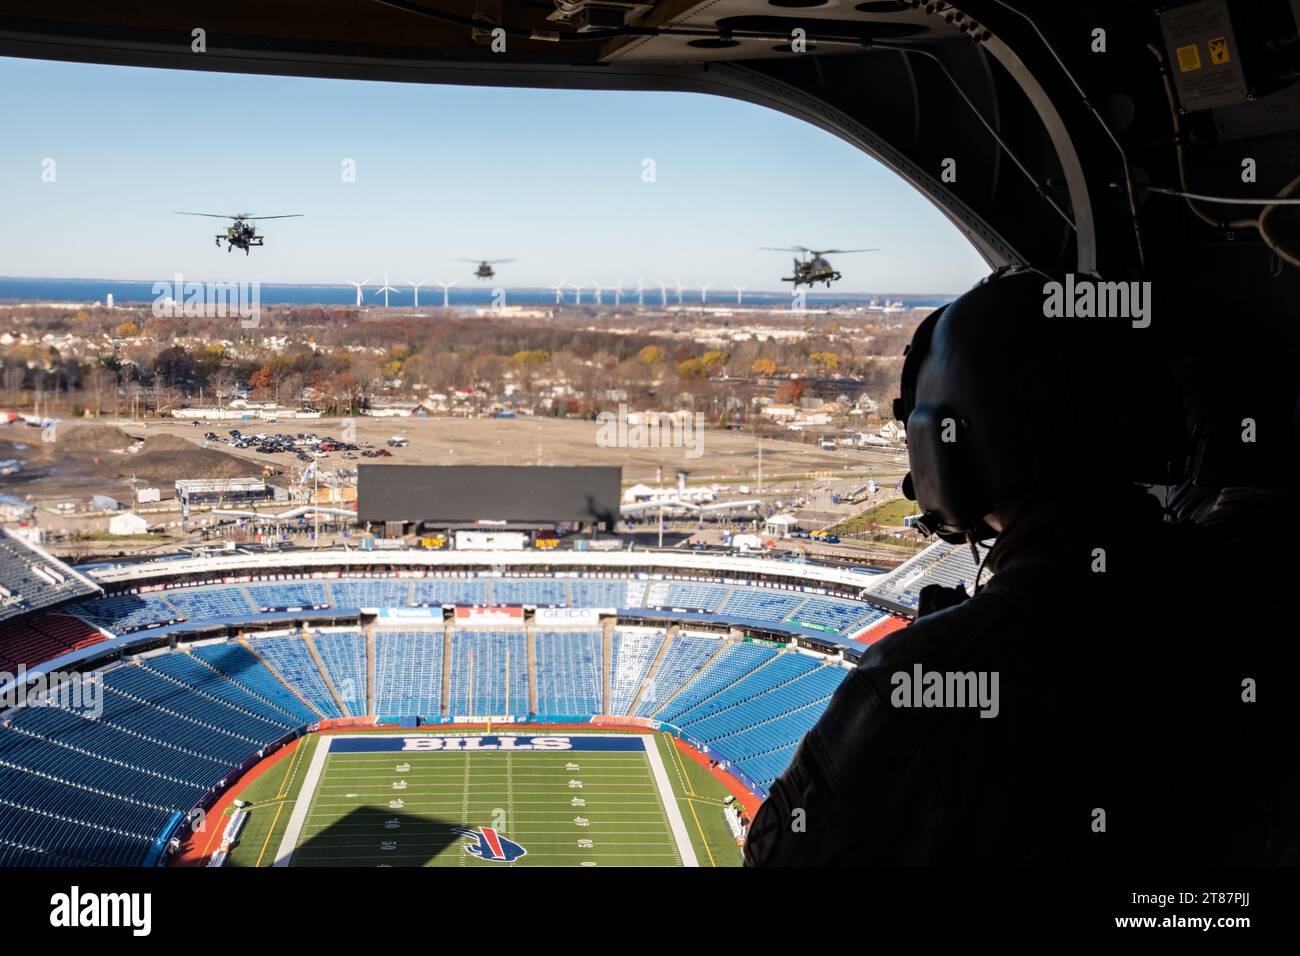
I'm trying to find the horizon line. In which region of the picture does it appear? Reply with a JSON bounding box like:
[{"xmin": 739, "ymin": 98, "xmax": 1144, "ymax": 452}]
[{"xmin": 0, "ymin": 275, "xmax": 964, "ymax": 299}]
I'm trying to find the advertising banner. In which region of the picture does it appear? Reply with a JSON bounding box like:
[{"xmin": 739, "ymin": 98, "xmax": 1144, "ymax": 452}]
[
  {"xmin": 454, "ymin": 606, "xmax": 525, "ymax": 625},
  {"xmin": 534, "ymin": 607, "xmax": 603, "ymax": 626}
]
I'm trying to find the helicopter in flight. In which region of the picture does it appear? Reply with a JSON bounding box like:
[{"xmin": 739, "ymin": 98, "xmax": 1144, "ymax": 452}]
[
  {"xmin": 174, "ymin": 212, "xmax": 304, "ymax": 254},
  {"xmin": 458, "ymin": 258, "xmax": 515, "ymax": 280},
  {"xmin": 762, "ymin": 246, "xmax": 879, "ymax": 288}
]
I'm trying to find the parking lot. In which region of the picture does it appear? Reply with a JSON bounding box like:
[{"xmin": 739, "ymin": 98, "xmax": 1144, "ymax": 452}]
[{"xmin": 196, "ymin": 426, "xmax": 400, "ymax": 464}]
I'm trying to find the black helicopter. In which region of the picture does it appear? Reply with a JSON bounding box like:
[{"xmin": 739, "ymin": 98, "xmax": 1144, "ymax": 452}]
[
  {"xmin": 458, "ymin": 257, "xmax": 515, "ymax": 280},
  {"xmin": 175, "ymin": 212, "xmax": 304, "ymax": 254},
  {"xmin": 762, "ymin": 245, "xmax": 878, "ymax": 288}
]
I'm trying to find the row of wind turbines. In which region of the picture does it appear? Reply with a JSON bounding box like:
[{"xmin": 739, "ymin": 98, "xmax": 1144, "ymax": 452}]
[
  {"xmin": 549, "ymin": 278, "xmax": 751, "ymax": 307},
  {"xmin": 347, "ymin": 273, "xmax": 455, "ymax": 308},
  {"xmin": 345, "ymin": 274, "xmax": 754, "ymax": 309}
]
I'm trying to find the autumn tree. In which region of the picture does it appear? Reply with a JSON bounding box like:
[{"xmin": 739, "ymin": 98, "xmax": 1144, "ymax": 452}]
[
  {"xmin": 810, "ymin": 351, "xmax": 840, "ymax": 371},
  {"xmin": 775, "ymin": 379, "xmax": 807, "ymax": 404}
]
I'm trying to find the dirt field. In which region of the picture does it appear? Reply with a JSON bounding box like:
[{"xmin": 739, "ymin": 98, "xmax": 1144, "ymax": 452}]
[
  {"xmin": 120, "ymin": 415, "xmax": 909, "ymax": 487},
  {"xmin": 0, "ymin": 421, "xmax": 278, "ymax": 504}
]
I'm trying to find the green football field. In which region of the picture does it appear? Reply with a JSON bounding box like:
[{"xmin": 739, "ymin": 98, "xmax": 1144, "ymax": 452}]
[{"xmin": 220, "ymin": 730, "xmax": 744, "ymax": 867}]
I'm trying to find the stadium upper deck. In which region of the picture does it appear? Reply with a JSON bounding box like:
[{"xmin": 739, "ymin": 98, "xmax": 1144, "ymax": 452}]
[
  {"xmin": 0, "ymin": 530, "xmax": 100, "ymax": 624},
  {"xmin": 0, "ymin": 541, "xmax": 981, "ymax": 676}
]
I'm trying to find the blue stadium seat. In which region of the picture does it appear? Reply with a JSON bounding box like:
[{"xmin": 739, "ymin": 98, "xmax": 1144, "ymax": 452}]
[
  {"xmin": 410, "ymin": 578, "xmax": 489, "ymax": 606},
  {"xmin": 785, "ymin": 596, "xmax": 886, "ymax": 634},
  {"xmin": 189, "ymin": 642, "xmax": 319, "ymax": 723},
  {"xmin": 653, "ymin": 642, "xmax": 778, "ymax": 723},
  {"xmin": 644, "ymin": 581, "xmax": 728, "ymax": 611},
  {"xmin": 373, "ymin": 630, "xmax": 443, "ymax": 718},
  {"xmin": 247, "ymin": 636, "xmax": 343, "ymax": 718},
  {"xmin": 633, "ymin": 634, "xmax": 725, "ymax": 716},
  {"xmin": 330, "ymin": 579, "xmax": 411, "ymax": 609},
  {"xmin": 569, "ymin": 580, "xmax": 629, "ymax": 608},
  {"xmin": 533, "ymin": 630, "xmax": 603, "ymax": 714},
  {"xmin": 447, "ymin": 630, "xmax": 528, "ymax": 715},
  {"xmin": 311, "ymin": 631, "xmax": 367, "ymax": 716},
  {"xmin": 246, "ymin": 581, "xmax": 329, "ymax": 611},
  {"xmin": 70, "ymin": 593, "xmax": 180, "ymax": 633},
  {"xmin": 717, "ymin": 589, "xmax": 806, "ymax": 624},
  {"xmin": 491, "ymin": 578, "xmax": 567, "ymax": 606},
  {"xmin": 161, "ymin": 586, "xmax": 256, "ymax": 621},
  {"xmin": 608, "ymin": 629, "xmax": 666, "ymax": 714}
]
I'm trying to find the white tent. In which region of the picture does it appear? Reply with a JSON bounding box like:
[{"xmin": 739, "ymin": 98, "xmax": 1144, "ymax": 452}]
[
  {"xmin": 764, "ymin": 513, "xmax": 800, "ymax": 537},
  {"xmin": 109, "ymin": 512, "xmax": 148, "ymax": 535},
  {"xmin": 622, "ymin": 482, "xmax": 656, "ymax": 502}
]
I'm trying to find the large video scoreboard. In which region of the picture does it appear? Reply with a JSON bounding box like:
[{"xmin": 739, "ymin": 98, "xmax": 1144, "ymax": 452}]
[{"xmin": 357, "ymin": 464, "xmax": 621, "ymax": 530}]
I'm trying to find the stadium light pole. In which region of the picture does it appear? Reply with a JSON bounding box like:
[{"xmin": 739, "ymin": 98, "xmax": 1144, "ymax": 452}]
[{"xmin": 314, "ymin": 466, "xmax": 320, "ymax": 547}]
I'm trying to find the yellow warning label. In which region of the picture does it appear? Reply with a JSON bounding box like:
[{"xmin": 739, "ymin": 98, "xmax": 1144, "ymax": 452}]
[
  {"xmin": 1177, "ymin": 43, "xmax": 1202, "ymax": 72},
  {"xmin": 1208, "ymin": 36, "xmax": 1230, "ymax": 65}
]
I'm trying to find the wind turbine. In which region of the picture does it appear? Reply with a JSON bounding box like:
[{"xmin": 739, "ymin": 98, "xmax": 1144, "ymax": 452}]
[
  {"xmin": 408, "ymin": 279, "xmax": 426, "ymax": 308},
  {"xmin": 433, "ymin": 279, "xmax": 455, "ymax": 308},
  {"xmin": 347, "ymin": 277, "xmax": 372, "ymax": 307},
  {"xmin": 733, "ymin": 284, "xmax": 748, "ymax": 305},
  {"xmin": 552, "ymin": 279, "xmax": 567, "ymax": 304},
  {"xmin": 658, "ymin": 280, "xmax": 668, "ymax": 307},
  {"xmin": 373, "ymin": 272, "xmax": 399, "ymax": 308},
  {"xmin": 674, "ymin": 278, "xmax": 684, "ymax": 304},
  {"xmin": 614, "ymin": 277, "xmax": 625, "ymax": 305},
  {"xmin": 592, "ymin": 282, "xmax": 603, "ymax": 305},
  {"xmin": 636, "ymin": 277, "xmax": 645, "ymax": 306},
  {"xmin": 698, "ymin": 283, "xmax": 712, "ymax": 304},
  {"xmin": 570, "ymin": 281, "xmax": 588, "ymax": 305}
]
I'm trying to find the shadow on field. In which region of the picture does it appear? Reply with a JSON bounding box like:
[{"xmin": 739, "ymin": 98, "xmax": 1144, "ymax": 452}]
[{"xmin": 275, "ymin": 808, "xmax": 467, "ymax": 867}]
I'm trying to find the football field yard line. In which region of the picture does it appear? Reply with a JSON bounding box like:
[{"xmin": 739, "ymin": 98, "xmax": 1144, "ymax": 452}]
[
  {"xmin": 684, "ymin": 796, "xmax": 716, "ymax": 867},
  {"xmin": 459, "ymin": 751, "xmax": 471, "ymax": 867},
  {"xmin": 252, "ymin": 736, "xmax": 311, "ymax": 867},
  {"xmin": 641, "ymin": 734, "xmax": 698, "ymax": 867},
  {"xmin": 262, "ymin": 731, "xmax": 724, "ymax": 867},
  {"xmin": 657, "ymin": 733, "xmax": 718, "ymax": 864},
  {"xmin": 273, "ymin": 734, "xmax": 332, "ymax": 867},
  {"xmin": 506, "ymin": 750, "xmax": 515, "ymax": 841},
  {"xmin": 665, "ymin": 734, "xmax": 696, "ymax": 796},
  {"xmin": 254, "ymin": 800, "xmax": 286, "ymax": 868}
]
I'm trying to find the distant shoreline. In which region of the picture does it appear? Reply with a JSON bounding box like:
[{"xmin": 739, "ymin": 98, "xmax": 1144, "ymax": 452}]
[{"xmin": 0, "ymin": 276, "xmax": 959, "ymax": 309}]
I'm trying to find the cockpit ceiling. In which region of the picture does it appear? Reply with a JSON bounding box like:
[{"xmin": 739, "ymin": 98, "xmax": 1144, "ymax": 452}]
[
  {"xmin": 0, "ymin": 0, "xmax": 969, "ymax": 68},
  {"xmin": 606, "ymin": 1, "xmax": 962, "ymax": 63}
]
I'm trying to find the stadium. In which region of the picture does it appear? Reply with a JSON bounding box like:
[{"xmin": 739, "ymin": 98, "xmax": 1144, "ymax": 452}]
[{"xmin": 0, "ymin": 464, "xmax": 979, "ymax": 868}]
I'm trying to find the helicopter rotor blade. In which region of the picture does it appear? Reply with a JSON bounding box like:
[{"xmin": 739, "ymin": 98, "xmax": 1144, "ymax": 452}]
[
  {"xmin": 810, "ymin": 248, "xmax": 879, "ymax": 255},
  {"xmin": 174, "ymin": 212, "xmax": 243, "ymax": 219},
  {"xmin": 246, "ymin": 214, "xmax": 304, "ymax": 220}
]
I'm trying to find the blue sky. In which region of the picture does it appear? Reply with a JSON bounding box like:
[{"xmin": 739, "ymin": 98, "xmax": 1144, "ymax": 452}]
[{"xmin": 0, "ymin": 56, "xmax": 988, "ymax": 294}]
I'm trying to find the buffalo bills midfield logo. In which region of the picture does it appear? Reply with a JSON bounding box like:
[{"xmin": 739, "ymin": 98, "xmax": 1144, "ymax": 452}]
[{"xmin": 452, "ymin": 826, "xmax": 527, "ymax": 862}]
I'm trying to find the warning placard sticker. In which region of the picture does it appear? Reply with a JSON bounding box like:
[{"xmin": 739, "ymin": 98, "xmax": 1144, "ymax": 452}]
[
  {"xmin": 1159, "ymin": 0, "xmax": 1248, "ymax": 110},
  {"xmin": 1176, "ymin": 43, "xmax": 1202, "ymax": 72}
]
